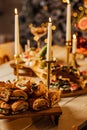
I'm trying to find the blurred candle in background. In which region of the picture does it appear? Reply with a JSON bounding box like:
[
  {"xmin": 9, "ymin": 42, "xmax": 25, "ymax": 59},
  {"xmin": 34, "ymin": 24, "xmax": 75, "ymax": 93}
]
[
  {"xmin": 47, "ymin": 17, "xmax": 52, "ymax": 61},
  {"xmin": 72, "ymin": 34, "xmax": 77, "ymax": 54},
  {"xmin": 27, "ymin": 39, "xmax": 30, "ymax": 50},
  {"xmin": 25, "ymin": 44, "xmax": 27, "ymax": 52},
  {"xmin": 66, "ymin": 0, "xmax": 71, "ymax": 43},
  {"xmin": 14, "ymin": 8, "xmax": 20, "ymax": 55}
]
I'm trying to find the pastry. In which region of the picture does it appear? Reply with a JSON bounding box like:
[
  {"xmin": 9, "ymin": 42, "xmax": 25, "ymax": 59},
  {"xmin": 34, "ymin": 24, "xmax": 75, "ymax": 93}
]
[
  {"xmin": 32, "ymin": 81, "xmax": 48, "ymax": 98},
  {"xmin": 0, "ymin": 87, "xmax": 11, "ymax": 102},
  {"xmin": 10, "ymin": 89, "xmax": 28, "ymax": 100},
  {"xmin": 11, "ymin": 100, "xmax": 29, "ymax": 114},
  {"xmin": 48, "ymin": 89, "xmax": 61, "ymax": 106},
  {"xmin": 28, "ymin": 98, "xmax": 49, "ymax": 111},
  {"xmin": 0, "ymin": 100, "xmax": 11, "ymax": 115}
]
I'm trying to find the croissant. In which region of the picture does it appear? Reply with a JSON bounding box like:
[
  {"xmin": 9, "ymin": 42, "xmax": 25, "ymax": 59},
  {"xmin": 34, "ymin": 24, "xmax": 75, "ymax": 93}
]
[
  {"xmin": 29, "ymin": 98, "xmax": 49, "ymax": 111},
  {"xmin": 11, "ymin": 100, "xmax": 29, "ymax": 114},
  {"xmin": 0, "ymin": 87, "xmax": 11, "ymax": 102},
  {"xmin": 0, "ymin": 100, "xmax": 11, "ymax": 115},
  {"xmin": 10, "ymin": 89, "xmax": 28, "ymax": 100},
  {"xmin": 48, "ymin": 89, "xmax": 61, "ymax": 106}
]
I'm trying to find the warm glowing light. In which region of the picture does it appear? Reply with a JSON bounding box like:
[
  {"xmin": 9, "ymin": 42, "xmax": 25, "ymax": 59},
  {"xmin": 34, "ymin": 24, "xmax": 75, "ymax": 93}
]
[
  {"xmin": 62, "ymin": 0, "xmax": 66, "ymax": 3},
  {"xmin": 72, "ymin": 34, "xmax": 77, "ymax": 54},
  {"xmin": 79, "ymin": 6, "xmax": 83, "ymax": 11},
  {"xmin": 73, "ymin": 34, "xmax": 76, "ymax": 39},
  {"xmin": 67, "ymin": 0, "xmax": 70, "ymax": 4},
  {"xmin": 73, "ymin": 12, "xmax": 78, "ymax": 17},
  {"xmin": 14, "ymin": 8, "xmax": 18, "ymax": 15},
  {"xmin": 49, "ymin": 17, "xmax": 52, "ymax": 23}
]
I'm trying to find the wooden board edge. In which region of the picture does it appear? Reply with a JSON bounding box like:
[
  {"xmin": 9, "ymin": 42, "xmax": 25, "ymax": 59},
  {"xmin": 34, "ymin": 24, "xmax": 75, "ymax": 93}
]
[
  {"xmin": 0, "ymin": 106, "xmax": 62, "ymax": 119},
  {"xmin": 61, "ymin": 88, "xmax": 87, "ymax": 98}
]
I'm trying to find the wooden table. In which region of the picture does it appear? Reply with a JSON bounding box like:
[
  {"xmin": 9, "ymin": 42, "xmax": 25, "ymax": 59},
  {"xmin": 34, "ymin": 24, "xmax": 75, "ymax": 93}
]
[{"xmin": 0, "ymin": 46, "xmax": 87, "ymax": 130}]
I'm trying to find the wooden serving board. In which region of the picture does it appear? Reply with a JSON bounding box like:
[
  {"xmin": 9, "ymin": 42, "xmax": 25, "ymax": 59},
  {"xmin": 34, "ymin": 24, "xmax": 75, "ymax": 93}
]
[
  {"xmin": 10, "ymin": 61, "xmax": 37, "ymax": 77},
  {"xmin": 10, "ymin": 61, "xmax": 47, "ymax": 82},
  {"xmin": 10, "ymin": 61, "xmax": 87, "ymax": 98},
  {"xmin": 61, "ymin": 88, "xmax": 87, "ymax": 98},
  {"xmin": 0, "ymin": 106, "xmax": 62, "ymax": 120}
]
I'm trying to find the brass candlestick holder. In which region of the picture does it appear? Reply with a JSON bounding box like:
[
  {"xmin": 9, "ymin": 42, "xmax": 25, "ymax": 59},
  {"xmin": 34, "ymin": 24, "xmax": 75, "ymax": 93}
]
[
  {"xmin": 66, "ymin": 41, "xmax": 72, "ymax": 66},
  {"xmin": 71, "ymin": 53, "xmax": 79, "ymax": 68},
  {"xmin": 46, "ymin": 60, "xmax": 56, "ymax": 89},
  {"xmin": 14, "ymin": 54, "xmax": 20, "ymax": 81}
]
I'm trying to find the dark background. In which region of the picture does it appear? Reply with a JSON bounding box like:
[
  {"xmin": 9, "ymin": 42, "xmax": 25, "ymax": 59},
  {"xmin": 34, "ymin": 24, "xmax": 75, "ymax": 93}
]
[
  {"xmin": 0, "ymin": 0, "xmax": 22, "ymax": 43},
  {"xmin": 0, "ymin": 0, "xmax": 86, "ymax": 48}
]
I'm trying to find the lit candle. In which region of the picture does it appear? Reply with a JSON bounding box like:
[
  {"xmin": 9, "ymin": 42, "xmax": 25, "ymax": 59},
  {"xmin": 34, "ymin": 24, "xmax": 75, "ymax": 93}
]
[
  {"xmin": 72, "ymin": 34, "xmax": 77, "ymax": 54},
  {"xmin": 47, "ymin": 17, "xmax": 52, "ymax": 61},
  {"xmin": 66, "ymin": 0, "xmax": 71, "ymax": 43},
  {"xmin": 27, "ymin": 39, "xmax": 30, "ymax": 50},
  {"xmin": 14, "ymin": 8, "xmax": 20, "ymax": 55}
]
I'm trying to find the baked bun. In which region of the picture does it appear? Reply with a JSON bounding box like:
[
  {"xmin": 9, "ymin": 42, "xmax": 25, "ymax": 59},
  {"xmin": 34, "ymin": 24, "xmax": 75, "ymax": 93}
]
[
  {"xmin": 32, "ymin": 81, "xmax": 48, "ymax": 98},
  {"xmin": 5, "ymin": 80, "xmax": 13, "ymax": 89},
  {"xmin": 26, "ymin": 80, "xmax": 36, "ymax": 95},
  {"xmin": 11, "ymin": 100, "xmax": 29, "ymax": 114},
  {"xmin": 0, "ymin": 81, "xmax": 6, "ymax": 87},
  {"xmin": 0, "ymin": 100, "xmax": 11, "ymax": 115},
  {"xmin": 10, "ymin": 90, "xmax": 28, "ymax": 100},
  {"xmin": 29, "ymin": 98, "xmax": 49, "ymax": 111},
  {"xmin": 0, "ymin": 87, "xmax": 11, "ymax": 102},
  {"xmin": 48, "ymin": 89, "xmax": 61, "ymax": 106},
  {"xmin": 14, "ymin": 77, "xmax": 29, "ymax": 91}
]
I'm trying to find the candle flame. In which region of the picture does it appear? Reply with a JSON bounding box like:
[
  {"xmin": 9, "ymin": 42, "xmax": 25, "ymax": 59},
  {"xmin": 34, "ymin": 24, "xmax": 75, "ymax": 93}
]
[
  {"xmin": 14, "ymin": 8, "xmax": 18, "ymax": 15},
  {"xmin": 73, "ymin": 34, "xmax": 76, "ymax": 39},
  {"xmin": 49, "ymin": 17, "xmax": 52, "ymax": 23},
  {"xmin": 67, "ymin": 0, "xmax": 70, "ymax": 4}
]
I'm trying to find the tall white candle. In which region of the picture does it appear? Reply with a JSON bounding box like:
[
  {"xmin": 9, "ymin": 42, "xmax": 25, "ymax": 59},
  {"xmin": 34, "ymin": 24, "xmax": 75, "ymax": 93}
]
[
  {"xmin": 14, "ymin": 8, "xmax": 20, "ymax": 55},
  {"xmin": 47, "ymin": 17, "xmax": 52, "ymax": 61},
  {"xmin": 66, "ymin": 0, "xmax": 71, "ymax": 43},
  {"xmin": 72, "ymin": 34, "xmax": 77, "ymax": 54}
]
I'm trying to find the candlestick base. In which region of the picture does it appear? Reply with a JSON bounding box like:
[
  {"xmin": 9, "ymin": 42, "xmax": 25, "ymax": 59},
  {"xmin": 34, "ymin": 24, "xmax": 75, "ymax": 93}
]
[
  {"xmin": 46, "ymin": 60, "xmax": 56, "ymax": 89},
  {"xmin": 71, "ymin": 53, "xmax": 79, "ymax": 68},
  {"xmin": 14, "ymin": 54, "xmax": 21, "ymax": 81},
  {"xmin": 66, "ymin": 41, "xmax": 71, "ymax": 66}
]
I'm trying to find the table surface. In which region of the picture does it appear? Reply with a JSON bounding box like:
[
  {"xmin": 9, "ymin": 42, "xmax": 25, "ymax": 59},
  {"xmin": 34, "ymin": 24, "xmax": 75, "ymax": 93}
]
[{"xmin": 0, "ymin": 45, "xmax": 87, "ymax": 130}]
